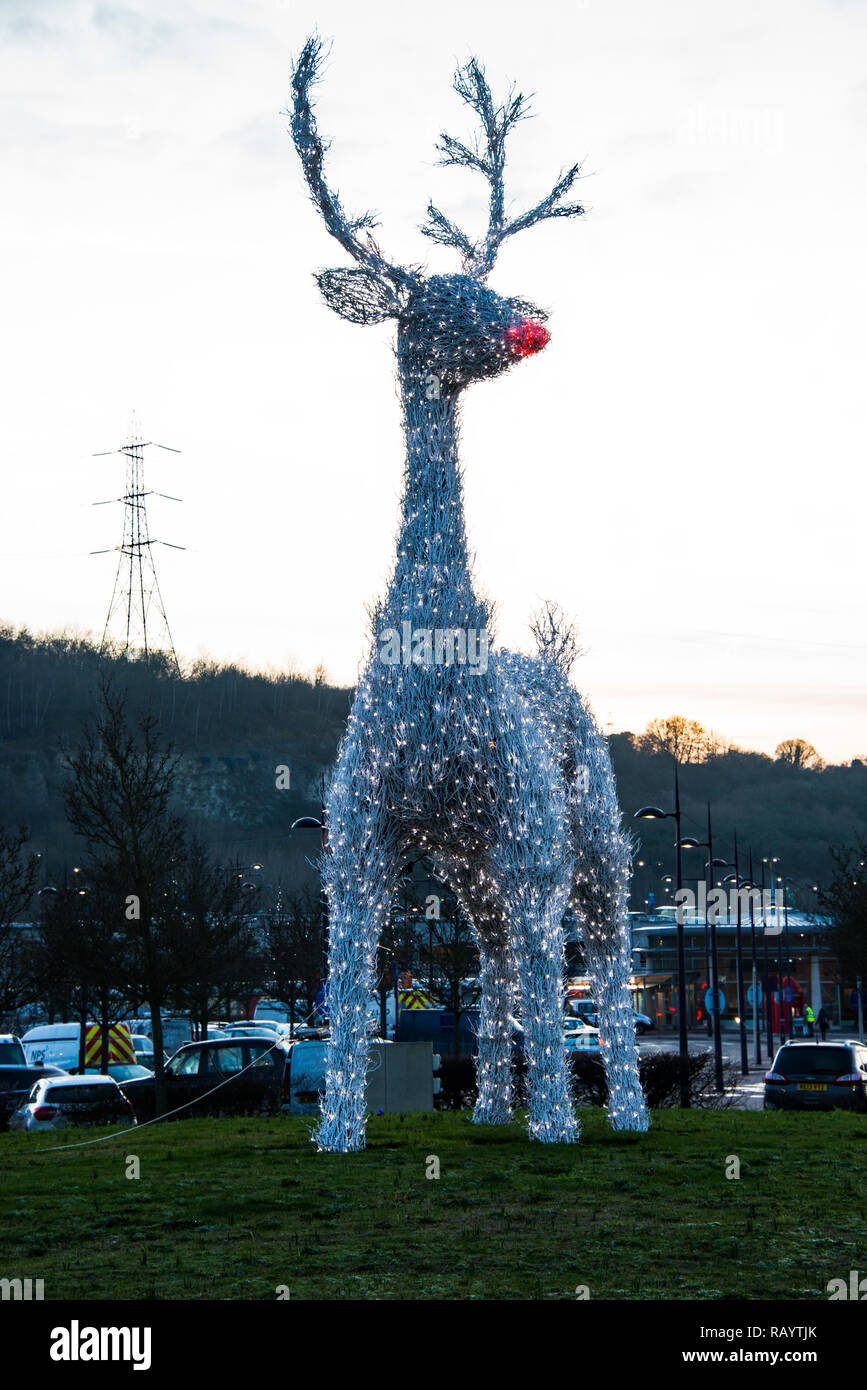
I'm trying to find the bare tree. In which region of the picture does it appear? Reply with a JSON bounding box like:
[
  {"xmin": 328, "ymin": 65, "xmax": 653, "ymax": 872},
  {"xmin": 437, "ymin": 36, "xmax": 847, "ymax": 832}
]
[
  {"xmin": 427, "ymin": 908, "xmax": 480, "ymax": 1058},
  {"xmin": 262, "ymin": 887, "xmax": 324, "ymax": 1034},
  {"xmin": 164, "ymin": 839, "xmax": 259, "ymax": 1040},
  {"xmin": 37, "ymin": 880, "xmax": 132, "ymax": 1071},
  {"xmin": 63, "ymin": 677, "xmax": 184, "ymax": 1114},
  {"xmin": 0, "ymin": 825, "xmax": 39, "ymax": 1026},
  {"xmin": 529, "ymin": 600, "xmax": 582, "ymax": 674},
  {"xmin": 820, "ymin": 842, "xmax": 867, "ymax": 984}
]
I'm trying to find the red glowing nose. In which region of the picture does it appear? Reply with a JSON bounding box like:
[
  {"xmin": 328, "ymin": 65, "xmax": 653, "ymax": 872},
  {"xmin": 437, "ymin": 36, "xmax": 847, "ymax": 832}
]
[{"xmin": 504, "ymin": 320, "xmax": 550, "ymax": 357}]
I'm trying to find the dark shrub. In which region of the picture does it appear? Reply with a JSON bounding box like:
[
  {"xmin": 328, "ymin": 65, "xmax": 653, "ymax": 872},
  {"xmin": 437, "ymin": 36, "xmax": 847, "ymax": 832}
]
[
  {"xmin": 436, "ymin": 1055, "xmax": 477, "ymax": 1110},
  {"xmin": 437, "ymin": 1048, "xmax": 739, "ymax": 1111}
]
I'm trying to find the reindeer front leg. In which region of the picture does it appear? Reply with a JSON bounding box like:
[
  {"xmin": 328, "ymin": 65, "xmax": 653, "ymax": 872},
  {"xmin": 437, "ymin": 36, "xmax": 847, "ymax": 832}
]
[
  {"xmin": 512, "ymin": 894, "xmax": 579, "ymax": 1144},
  {"xmin": 313, "ymin": 786, "xmax": 397, "ymax": 1154},
  {"xmin": 473, "ymin": 940, "xmax": 516, "ymax": 1126}
]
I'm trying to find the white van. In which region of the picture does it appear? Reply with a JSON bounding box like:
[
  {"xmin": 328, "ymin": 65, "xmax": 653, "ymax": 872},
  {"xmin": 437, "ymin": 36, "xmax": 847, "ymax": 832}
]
[
  {"xmin": 22, "ymin": 1023, "xmax": 82, "ymax": 1070},
  {"xmin": 22, "ymin": 1022, "xmax": 134, "ymax": 1070}
]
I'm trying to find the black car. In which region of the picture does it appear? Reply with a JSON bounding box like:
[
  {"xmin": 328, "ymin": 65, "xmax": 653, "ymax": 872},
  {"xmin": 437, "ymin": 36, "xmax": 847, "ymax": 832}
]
[
  {"xmin": 0, "ymin": 1064, "xmax": 69, "ymax": 1129},
  {"xmin": 764, "ymin": 1040, "xmax": 867, "ymax": 1111},
  {"xmin": 126, "ymin": 1037, "xmax": 289, "ymax": 1121}
]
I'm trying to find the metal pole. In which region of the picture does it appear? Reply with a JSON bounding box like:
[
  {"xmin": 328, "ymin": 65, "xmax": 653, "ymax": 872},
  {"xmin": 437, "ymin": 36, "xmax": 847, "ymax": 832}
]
[
  {"xmin": 674, "ymin": 762, "xmax": 689, "ymax": 1107},
  {"xmin": 749, "ymin": 849, "xmax": 761, "ymax": 1066},
  {"xmin": 733, "ymin": 831, "xmax": 748, "ymax": 1074},
  {"xmin": 707, "ymin": 805, "xmax": 724, "ymax": 1093},
  {"xmin": 761, "ymin": 860, "xmax": 774, "ymax": 1058},
  {"xmin": 857, "ymin": 976, "xmax": 864, "ymax": 1044},
  {"xmin": 783, "ymin": 876, "xmax": 793, "ymax": 1042},
  {"xmin": 774, "ymin": 871, "xmax": 786, "ymax": 1047}
]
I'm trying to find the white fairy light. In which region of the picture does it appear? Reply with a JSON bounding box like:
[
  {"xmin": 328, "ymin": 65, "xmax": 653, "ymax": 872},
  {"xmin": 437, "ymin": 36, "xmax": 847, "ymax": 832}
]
[{"xmin": 290, "ymin": 35, "xmax": 648, "ymax": 1152}]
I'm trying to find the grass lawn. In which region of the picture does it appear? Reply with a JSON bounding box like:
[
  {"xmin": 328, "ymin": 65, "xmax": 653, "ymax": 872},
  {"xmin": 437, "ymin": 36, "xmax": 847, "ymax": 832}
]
[{"xmin": 1, "ymin": 1108, "xmax": 864, "ymax": 1300}]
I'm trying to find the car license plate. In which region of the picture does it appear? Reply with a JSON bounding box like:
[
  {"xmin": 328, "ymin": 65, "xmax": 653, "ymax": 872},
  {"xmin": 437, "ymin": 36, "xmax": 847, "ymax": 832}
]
[{"xmin": 797, "ymin": 1083, "xmax": 827, "ymax": 1092}]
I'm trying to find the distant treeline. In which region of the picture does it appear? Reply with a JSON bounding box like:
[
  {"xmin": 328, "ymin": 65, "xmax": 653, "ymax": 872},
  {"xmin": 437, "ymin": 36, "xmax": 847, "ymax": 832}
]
[
  {"xmin": 0, "ymin": 625, "xmax": 351, "ymax": 890},
  {"xmin": 0, "ymin": 626, "xmax": 864, "ymax": 907},
  {"xmin": 611, "ymin": 733, "xmax": 867, "ymax": 910}
]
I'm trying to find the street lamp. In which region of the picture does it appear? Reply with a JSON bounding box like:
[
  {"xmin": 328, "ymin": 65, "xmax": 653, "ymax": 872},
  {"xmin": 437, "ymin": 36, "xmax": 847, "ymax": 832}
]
[
  {"xmin": 633, "ymin": 760, "xmax": 689, "ymax": 1105},
  {"xmin": 766, "ymin": 862, "xmax": 788, "ymax": 1042},
  {"xmin": 718, "ymin": 829, "xmax": 749, "ymax": 1075},
  {"xmin": 775, "ymin": 869, "xmax": 794, "ymax": 1041},
  {"xmin": 757, "ymin": 857, "xmax": 776, "ymax": 1057},
  {"xmin": 679, "ymin": 805, "xmax": 725, "ymax": 1093},
  {"xmin": 290, "ymin": 813, "xmax": 329, "ymax": 1006}
]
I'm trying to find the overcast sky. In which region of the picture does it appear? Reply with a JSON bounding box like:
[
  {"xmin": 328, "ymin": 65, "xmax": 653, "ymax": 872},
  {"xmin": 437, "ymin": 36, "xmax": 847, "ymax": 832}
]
[{"xmin": 1, "ymin": 0, "xmax": 864, "ymax": 761}]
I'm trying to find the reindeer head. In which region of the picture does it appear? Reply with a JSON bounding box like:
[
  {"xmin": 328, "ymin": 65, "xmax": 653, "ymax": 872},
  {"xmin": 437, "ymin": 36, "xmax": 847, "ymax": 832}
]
[{"xmin": 290, "ymin": 37, "xmax": 584, "ymax": 395}]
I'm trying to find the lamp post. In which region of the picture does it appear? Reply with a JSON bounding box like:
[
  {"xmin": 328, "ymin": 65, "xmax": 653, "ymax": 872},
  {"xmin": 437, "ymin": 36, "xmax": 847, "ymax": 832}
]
[
  {"xmin": 777, "ymin": 869, "xmax": 793, "ymax": 1042},
  {"xmin": 680, "ymin": 805, "xmax": 725, "ymax": 1094},
  {"xmin": 745, "ymin": 850, "xmax": 762, "ymax": 1066},
  {"xmin": 767, "ymin": 860, "xmax": 787, "ymax": 1043},
  {"xmin": 759, "ymin": 857, "xmax": 775, "ymax": 1057},
  {"xmin": 290, "ymin": 812, "xmax": 329, "ymax": 1016},
  {"xmin": 634, "ymin": 760, "xmax": 691, "ymax": 1107},
  {"xmin": 719, "ymin": 830, "xmax": 749, "ymax": 1076}
]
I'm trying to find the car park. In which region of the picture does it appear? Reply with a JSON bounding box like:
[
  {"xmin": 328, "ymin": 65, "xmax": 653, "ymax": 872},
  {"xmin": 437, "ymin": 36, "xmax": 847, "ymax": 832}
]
[
  {"xmin": 764, "ymin": 1041, "xmax": 867, "ymax": 1112},
  {"xmin": 9, "ymin": 1074, "xmax": 136, "ymax": 1132}
]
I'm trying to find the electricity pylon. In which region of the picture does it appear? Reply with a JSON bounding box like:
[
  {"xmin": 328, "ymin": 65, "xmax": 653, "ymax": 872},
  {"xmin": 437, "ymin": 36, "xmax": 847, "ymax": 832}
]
[{"xmin": 91, "ymin": 413, "xmax": 184, "ymax": 673}]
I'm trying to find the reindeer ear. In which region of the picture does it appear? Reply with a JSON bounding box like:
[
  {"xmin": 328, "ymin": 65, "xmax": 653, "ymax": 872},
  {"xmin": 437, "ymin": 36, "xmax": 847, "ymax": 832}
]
[{"xmin": 314, "ymin": 268, "xmax": 398, "ymax": 324}]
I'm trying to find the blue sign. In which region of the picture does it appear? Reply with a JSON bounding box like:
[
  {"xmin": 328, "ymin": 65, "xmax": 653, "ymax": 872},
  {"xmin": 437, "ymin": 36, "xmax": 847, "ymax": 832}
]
[
  {"xmin": 703, "ymin": 987, "xmax": 726, "ymax": 1013},
  {"xmin": 747, "ymin": 984, "xmax": 763, "ymax": 1006}
]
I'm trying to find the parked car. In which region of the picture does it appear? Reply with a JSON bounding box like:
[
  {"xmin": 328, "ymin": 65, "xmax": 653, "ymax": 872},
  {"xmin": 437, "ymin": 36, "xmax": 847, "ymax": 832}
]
[
  {"xmin": 239, "ymin": 1018, "xmax": 293, "ymax": 1036},
  {"xmin": 124, "ymin": 1015, "xmax": 193, "ymax": 1056},
  {"xmin": 764, "ymin": 1041, "xmax": 867, "ymax": 1112},
  {"xmin": 0, "ymin": 1034, "xmax": 26, "ymax": 1065},
  {"xmin": 0, "ymin": 1062, "xmax": 69, "ymax": 1130},
  {"xmin": 566, "ymin": 1002, "xmax": 653, "ymax": 1034},
  {"xmin": 221, "ymin": 1024, "xmax": 283, "ymax": 1040},
  {"xmin": 126, "ymin": 1036, "xmax": 289, "ymax": 1121},
  {"xmin": 84, "ymin": 1063, "xmax": 157, "ymax": 1113},
  {"xmin": 9, "ymin": 1074, "xmax": 136, "ymax": 1132},
  {"xmin": 128, "ymin": 1034, "xmax": 162, "ymax": 1069}
]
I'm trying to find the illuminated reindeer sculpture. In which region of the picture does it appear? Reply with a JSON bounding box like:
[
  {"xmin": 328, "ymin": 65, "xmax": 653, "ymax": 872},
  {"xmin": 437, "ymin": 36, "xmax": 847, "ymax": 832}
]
[{"xmin": 289, "ymin": 35, "xmax": 648, "ymax": 1151}]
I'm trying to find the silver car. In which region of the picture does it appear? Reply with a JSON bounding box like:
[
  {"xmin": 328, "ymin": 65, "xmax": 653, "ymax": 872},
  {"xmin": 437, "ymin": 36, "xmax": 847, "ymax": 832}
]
[{"xmin": 9, "ymin": 1074, "xmax": 136, "ymax": 1132}]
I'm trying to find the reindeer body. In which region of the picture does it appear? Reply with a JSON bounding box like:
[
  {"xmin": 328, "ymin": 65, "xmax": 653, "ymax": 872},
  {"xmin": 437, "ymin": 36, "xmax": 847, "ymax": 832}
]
[{"xmin": 290, "ymin": 37, "xmax": 648, "ymax": 1150}]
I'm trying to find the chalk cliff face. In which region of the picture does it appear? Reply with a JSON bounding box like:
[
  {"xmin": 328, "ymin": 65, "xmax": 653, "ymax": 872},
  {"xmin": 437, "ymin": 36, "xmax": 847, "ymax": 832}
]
[{"xmin": 0, "ymin": 628, "xmax": 351, "ymax": 882}]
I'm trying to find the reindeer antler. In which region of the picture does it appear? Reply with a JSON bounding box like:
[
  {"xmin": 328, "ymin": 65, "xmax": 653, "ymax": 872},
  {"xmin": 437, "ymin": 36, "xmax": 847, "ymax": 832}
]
[
  {"xmin": 290, "ymin": 35, "xmax": 407, "ymax": 293},
  {"xmin": 421, "ymin": 57, "xmax": 585, "ymax": 278}
]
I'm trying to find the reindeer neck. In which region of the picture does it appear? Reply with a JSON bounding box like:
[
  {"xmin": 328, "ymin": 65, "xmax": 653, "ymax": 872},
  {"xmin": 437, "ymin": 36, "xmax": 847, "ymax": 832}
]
[{"xmin": 380, "ymin": 370, "xmax": 488, "ymax": 634}]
